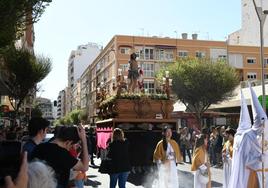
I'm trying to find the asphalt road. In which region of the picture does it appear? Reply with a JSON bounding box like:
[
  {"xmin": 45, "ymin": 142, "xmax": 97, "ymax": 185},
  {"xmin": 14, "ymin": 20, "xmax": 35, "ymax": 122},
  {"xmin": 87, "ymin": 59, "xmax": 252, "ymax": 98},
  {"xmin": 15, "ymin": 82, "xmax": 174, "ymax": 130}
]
[{"xmin": 84, "ymin": 159, "xmax": 223, "ymax": 188}]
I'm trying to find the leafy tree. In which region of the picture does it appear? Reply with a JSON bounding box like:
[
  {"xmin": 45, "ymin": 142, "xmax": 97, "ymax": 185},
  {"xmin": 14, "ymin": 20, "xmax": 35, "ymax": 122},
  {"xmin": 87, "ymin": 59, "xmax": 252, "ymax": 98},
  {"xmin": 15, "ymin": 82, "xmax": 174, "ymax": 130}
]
[
  {"xmin": 0, "ymin": 0, "xmax": 52, "ymax": 48},
  {"xmin": 59, "ymin": 117, "xmax": 65, "ymax": 125},
  {"xmin": 64, "ymin": 115, "xmax": 72, "ymax": 125},
  {"xmin": 158, "ymin": 57, "xmax": 239, "ymax": 129},
  {"xmin": 0, "ymin": 47, "xmax": 51, "ymax": 113},
  {"xmin": 70, "ymin": 110, "xmax": 82, "ymax": 125},
  {"xmin": 31, "ymin": 106, "xmax": 43, "ymax": 118},
  {"xmin": 79, "ymin": 110, "xmax": 88, "ymax": 123}
]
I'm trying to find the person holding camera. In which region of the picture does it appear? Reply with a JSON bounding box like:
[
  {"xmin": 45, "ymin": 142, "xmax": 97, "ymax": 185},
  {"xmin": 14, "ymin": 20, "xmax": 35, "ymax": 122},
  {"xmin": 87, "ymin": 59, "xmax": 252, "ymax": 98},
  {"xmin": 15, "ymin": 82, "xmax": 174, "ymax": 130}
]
[
  {"xmin": 31, "ymin": 125, "xmax": 89, "ymax": 188},
  {"xmin": 22, "ymin": 117, "xmax": 50, "ymax": 160},
  {"xmin": 1, "ymin": 152, "xmax": 28, "ymax": 188}
]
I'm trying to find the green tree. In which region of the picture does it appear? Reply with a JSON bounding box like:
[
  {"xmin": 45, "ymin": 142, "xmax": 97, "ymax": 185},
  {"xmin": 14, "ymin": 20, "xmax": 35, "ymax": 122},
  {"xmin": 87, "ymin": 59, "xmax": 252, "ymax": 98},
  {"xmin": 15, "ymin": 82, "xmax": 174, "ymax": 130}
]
[
  {"xmin": 0, "ymin": 47, "xmax": 51, "ymax": 113},
  {"xmin": 31, "ymin": 106, "xmax": 43, "ymax": 118},
  {"xmin": 0, "ymin": 0, "xmax": 52, "ymax": 48},
  {"xmin": 79, "ymin": 110, "xmax": 88, "ymax": 124},
  {"xmin": 70, "ymin": 110, "xmax": 82, "ymax": 125},
  {"xmin": 59, "ymin": 117, "xmax": 65, "ymax": 125},
  {"xmin": 159, "ymin": 57, "xmax": 239, "ymax": 129}
]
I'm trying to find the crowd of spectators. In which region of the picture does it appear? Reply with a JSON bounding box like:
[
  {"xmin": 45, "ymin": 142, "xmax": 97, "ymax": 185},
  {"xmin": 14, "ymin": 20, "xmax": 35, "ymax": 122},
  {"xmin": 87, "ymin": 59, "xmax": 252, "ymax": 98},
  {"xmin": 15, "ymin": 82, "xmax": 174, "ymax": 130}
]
[
  {"xmin": 0, "ymin": 117, "xmax": 94, "ymax": 188},
  {"xmin": 0, "ymin": 115, "xmax": 236, "ymax": 188}
]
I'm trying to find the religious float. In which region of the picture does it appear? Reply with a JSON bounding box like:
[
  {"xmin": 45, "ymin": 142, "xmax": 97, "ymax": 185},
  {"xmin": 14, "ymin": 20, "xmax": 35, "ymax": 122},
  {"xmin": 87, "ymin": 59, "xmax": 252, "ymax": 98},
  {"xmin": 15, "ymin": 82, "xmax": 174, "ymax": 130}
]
[{"xmin": 95, "ymin": 69, "xmax": 178, "ymax": 168}]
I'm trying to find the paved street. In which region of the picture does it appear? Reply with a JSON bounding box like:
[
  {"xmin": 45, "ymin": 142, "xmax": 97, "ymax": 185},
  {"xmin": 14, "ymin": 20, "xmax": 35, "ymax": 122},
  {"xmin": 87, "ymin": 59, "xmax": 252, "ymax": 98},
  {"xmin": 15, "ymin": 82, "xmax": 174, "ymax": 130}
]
[{"xmin": 84, "ymin": 159, "xmax": 223, "ymax": 188}]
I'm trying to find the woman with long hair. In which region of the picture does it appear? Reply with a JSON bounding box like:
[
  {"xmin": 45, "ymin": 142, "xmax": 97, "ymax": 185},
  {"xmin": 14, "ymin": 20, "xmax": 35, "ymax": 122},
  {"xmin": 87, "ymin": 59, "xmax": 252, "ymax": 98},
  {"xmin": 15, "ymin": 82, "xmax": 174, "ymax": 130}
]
[
  {"xmin": 153, "ymin": 126, "xmax": 182, "ymax": 188},
  {"xmin": 107, "ymin": 128, "xmax": 131, "ymax": 188},
  {"xmin": 191, "ymin": 134, "xmax": 211, "ymax": 188}
]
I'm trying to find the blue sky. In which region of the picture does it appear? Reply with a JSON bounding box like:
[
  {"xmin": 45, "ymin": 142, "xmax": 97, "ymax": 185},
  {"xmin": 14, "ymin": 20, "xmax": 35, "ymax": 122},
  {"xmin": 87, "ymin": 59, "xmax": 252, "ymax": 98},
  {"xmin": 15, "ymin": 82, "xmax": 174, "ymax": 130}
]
[{"xmin": 34, "ymin": 0, "xmax": 241, "ymax": 100}]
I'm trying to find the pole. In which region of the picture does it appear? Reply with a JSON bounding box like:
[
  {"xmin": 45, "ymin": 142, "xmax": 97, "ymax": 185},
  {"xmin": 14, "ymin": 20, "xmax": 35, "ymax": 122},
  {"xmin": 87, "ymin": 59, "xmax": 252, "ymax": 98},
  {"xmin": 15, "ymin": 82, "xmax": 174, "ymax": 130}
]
[{"xmin": 252, "ymin": 1, "xmax": 266, "ymax": 187}]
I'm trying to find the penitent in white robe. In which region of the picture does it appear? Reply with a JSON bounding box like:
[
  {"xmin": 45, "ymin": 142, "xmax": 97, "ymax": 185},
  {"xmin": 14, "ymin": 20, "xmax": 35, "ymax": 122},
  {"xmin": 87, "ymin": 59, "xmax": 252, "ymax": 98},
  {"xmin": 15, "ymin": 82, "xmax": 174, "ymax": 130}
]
[
  {"xmin": 223, "ymin": 142, "xmax": 232, "ymax": 188},
  {"xmin": 229, "ymin": 129, "xmax": 262, "ymax": 188}
]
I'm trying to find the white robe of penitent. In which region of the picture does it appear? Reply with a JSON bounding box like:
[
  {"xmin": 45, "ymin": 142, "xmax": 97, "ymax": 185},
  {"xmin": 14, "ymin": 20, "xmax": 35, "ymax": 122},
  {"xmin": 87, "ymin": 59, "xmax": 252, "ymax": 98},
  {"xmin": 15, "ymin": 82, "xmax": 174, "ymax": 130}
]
[
  {"xmin": 156, "ymin": 143, "xmax": 179, "ymax": 188},
  {"xmin": 223, "ymin": 141, "xmax": 232, "ymax": 188},
  {"xmin": 229, "ymin": 129, "xmax": 262, "ymax": 188}
]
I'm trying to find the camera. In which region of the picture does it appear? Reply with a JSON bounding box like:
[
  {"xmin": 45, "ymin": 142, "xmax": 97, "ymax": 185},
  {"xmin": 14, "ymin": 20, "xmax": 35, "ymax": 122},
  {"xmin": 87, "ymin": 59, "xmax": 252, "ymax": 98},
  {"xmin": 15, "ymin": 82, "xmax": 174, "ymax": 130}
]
[{"xmin": 0, "ymin": 141, "xmax": 22, "ymax": 186}]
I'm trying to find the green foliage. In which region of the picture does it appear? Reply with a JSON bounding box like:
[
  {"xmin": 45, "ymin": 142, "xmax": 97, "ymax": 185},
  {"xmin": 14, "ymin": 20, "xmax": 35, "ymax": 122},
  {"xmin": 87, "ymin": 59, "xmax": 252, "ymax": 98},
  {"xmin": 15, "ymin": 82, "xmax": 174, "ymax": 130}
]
[
  {"xmin": 63, "ymin": 115, "xmax": 71, "ymax": 125},
  {"xmin": 60, "ymin": 109, "xmax": 86, "ymax": 126},
  {"xmin": 78, "ymin": 110, "xmax": 88, "ymax": 123},
  {"xmin": 258, "ymin": 95, "xmax": 268, "ymax": 109},
  {"xmin": 0, "ymin": 47, "xmax": 51, "ymax": 111},
  {"xmin": 0, "ymin": 0, "xmax": 52, "ymax": 48},
  {"xmin": 70, "ymin": 110, "xmax": 81, "ymax": 125},
  {"xmin": 31, "ymin": 106, "xmax": 42, "ymax": 118},
  {"xmin": 158, "ymin": 57, "xmax": 239, "ymax": 127},
  {"xmin": 59, "ymin": 117, "xmax": 65, "ymax": 125},
  {"xmin": 99, "ymin": 93, "xmax": 168, "ymax": 108}
]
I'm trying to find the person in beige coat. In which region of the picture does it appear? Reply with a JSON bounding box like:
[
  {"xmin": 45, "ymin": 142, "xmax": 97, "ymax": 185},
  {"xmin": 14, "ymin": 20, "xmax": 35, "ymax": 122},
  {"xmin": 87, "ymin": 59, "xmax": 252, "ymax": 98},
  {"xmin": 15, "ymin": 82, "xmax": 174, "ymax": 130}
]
[
  {"xmin": 153, "ymin": 126, "xmax": 182, "ymax": 188},
  {"xmin": 191, "ymin": 134, "xmax": 211, "ymax": 188}
]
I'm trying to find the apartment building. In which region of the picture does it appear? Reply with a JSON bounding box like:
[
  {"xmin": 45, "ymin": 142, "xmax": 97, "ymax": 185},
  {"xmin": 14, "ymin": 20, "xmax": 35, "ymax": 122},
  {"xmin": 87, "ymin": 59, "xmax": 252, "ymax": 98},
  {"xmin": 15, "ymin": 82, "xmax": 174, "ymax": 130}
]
[
  {"xmin": 229, "ymin": 0, "xmax": 268, "ymax": 46},
  {"xmin": 67, "ymin": 43, "xmax": 101, "ymax": 112},
  {"xmin": 56, "ymin": 90, "xmax": 66, "ymax": 119},
  {"xmin": 35, "ymin": 97, "xmax": 54, "ymax": 122},
  {"xmin": 85, "ymin": 34, "xmax": 268, "ymax": 118},
  {"xmin": 80, "ymin": 67, "xmax": 90, "ymax": 112}
]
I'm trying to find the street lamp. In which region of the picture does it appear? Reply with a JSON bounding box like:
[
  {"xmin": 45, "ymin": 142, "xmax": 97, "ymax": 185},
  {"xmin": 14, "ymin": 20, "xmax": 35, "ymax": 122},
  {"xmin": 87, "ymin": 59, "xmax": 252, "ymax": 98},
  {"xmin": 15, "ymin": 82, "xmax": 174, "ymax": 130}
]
[
  {"xmin": 252, "ymin": 1, "xmax": 268, "ymax": 187},
  {"xmin": 252, "ymin": 0, "xmax": 268, "ymax": 112}
]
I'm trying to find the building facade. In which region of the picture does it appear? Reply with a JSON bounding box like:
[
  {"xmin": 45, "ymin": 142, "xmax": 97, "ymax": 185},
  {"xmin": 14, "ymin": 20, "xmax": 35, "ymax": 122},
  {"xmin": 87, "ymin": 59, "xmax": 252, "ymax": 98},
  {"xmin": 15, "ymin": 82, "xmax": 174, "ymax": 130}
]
[
  {"xmin": 84, "ymin": 35, "xmax": 268, "ymax": 118},
  {"xmin": 80, "ymin": 67, "xmax": 90, "ymax": 112},
  {"xmin": 67, "ymin": 43, "xmax": 101, "ymax": 112},
  {"xmin": 229, "ymin": 0, "xmax": 268, "ymax": 46},
  {"xmin": 35, "ymin": 97, "xmax": 53, "ymax": 122},
  {"xmin": 56, "ymin": 90, "xmax": 66, "ymax": 119}
]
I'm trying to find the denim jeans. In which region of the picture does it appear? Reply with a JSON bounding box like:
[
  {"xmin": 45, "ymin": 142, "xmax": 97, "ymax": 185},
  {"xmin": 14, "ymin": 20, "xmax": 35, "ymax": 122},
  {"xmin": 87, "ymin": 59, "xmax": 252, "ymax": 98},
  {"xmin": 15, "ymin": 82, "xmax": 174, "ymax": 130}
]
[
  {"xmin": 109, "ymin": 171, "xmax": 130, "ymax": 188},
  {"xmin": 74, "ymin": 179, "xmax": 84, "ymax": 188}
]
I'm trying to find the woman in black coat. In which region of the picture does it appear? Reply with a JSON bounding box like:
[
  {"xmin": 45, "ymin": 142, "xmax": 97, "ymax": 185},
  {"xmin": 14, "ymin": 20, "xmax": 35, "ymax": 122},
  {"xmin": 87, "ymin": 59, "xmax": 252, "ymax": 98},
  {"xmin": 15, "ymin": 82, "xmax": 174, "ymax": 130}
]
[{"xmin": 107, "ymin": 128, "xmax": 131, "ymax": 188}]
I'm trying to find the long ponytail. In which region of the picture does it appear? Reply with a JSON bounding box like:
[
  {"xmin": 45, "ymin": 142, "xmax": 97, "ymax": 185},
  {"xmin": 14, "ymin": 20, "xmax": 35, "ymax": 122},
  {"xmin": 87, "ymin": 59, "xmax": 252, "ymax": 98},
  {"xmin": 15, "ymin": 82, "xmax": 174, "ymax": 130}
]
[{"xmin": 162, "ymin": 126, "xmax": 169, "ymax": 151}]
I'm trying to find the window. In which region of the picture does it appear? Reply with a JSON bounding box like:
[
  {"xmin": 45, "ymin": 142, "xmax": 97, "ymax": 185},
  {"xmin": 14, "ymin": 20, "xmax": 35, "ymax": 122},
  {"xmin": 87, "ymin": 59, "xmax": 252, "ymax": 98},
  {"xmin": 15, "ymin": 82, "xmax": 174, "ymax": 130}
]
[
  {"xmin": 119, "ymin": 64, "xmax": 129, "ymax": 72},
  {"xmin": 165, "ymin": 50, "xmax": 174, "ymax": 60},
  {"xmin": 141, "ymin": 63, "xmax": 154, "ymax": 77},
  {"xmin": 196, "ymin": 51, "xmax": 206, "ymax": 58},
  {"xmin": 143, "ymin": 80, "xmax": 155, "ymax": 93},
  {"xmin": 265, "ymin": 58, "xmax": 268, "ymax": 64},
  {"xmin": 265, "ymin": 74, "xmax": 268, "ymax": 79},
  {"xmin": 145, "ymin": 48, "xmax": 154, "ymax": 60},
  {"xmin": 156, "ymin": 49, "xmax": 165, "ymax": 60},
  {"xmin": 135, "ymin": 48, "xmax": 144, "ymax": 59},
  {"xmin": 120, "ymin": 47, "xmax": 130, "ymax": 54},
  {"xmin": 155, "ymin": 49, "xmax": 173, "ymax": 61},
  {"xmin": 247, "ymin": 58, "xmax": 256, "ymax": 64},
  {"xmin": 247, "ymin": 72, "xmax": 257, "ymax": 79},
  {"xmin": 178, "ymin": 51, "xmax": 188, "ymax": 57},
  {"xmin": 218, "ymin": 55, "xmax": 227, "ymax": 60}
]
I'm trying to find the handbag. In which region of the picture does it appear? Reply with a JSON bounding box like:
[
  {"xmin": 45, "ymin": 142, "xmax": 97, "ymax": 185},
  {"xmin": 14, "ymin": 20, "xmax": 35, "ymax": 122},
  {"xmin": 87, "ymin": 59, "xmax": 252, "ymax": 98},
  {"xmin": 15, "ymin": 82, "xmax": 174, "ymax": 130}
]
[{"xmin": 98, "ymin": 158, "xmax": 112, "ymax": 174}]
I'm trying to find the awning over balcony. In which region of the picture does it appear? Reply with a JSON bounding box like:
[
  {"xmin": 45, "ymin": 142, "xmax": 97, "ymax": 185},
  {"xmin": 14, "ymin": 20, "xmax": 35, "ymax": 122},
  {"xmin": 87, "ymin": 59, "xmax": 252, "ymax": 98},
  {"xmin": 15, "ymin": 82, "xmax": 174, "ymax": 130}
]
[{"xmin": 155, "ymin": 45, "xmax": 176, "ymax": 49}]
